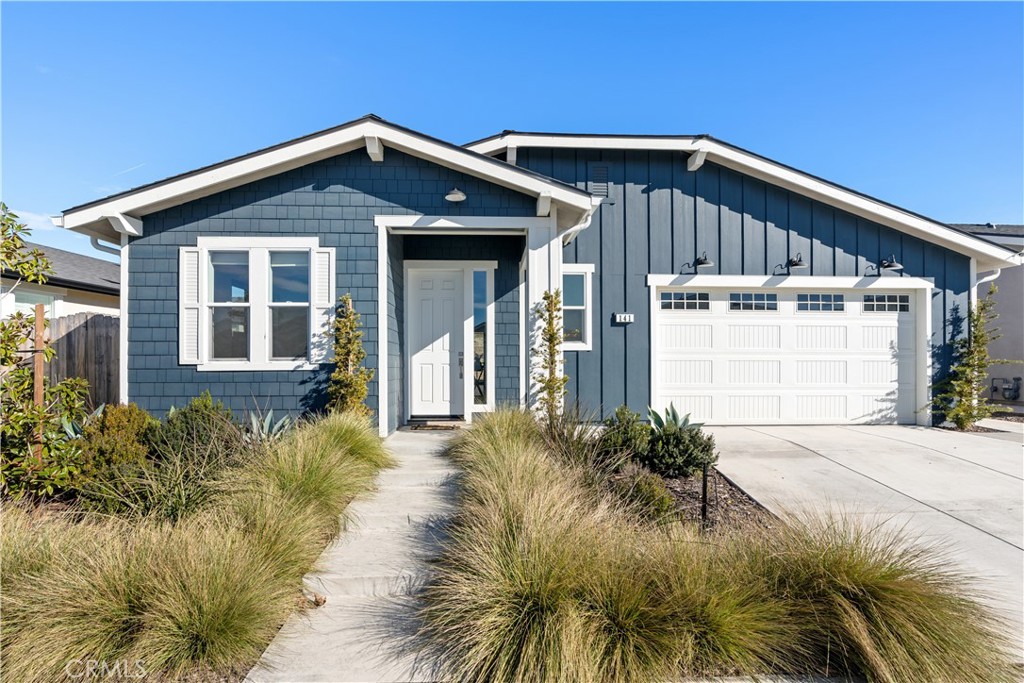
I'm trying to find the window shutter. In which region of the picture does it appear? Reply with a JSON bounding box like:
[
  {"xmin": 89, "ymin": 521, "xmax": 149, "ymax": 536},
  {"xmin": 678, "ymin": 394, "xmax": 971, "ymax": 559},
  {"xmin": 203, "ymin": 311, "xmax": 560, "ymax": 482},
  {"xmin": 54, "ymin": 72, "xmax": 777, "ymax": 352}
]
[
  {"xmin": 178, "ymin": 247, "xmax": 201, "ymax": 365},
  {"xmin": 309, "ymin": 247, "xmax": 336, "ymax": 363}
]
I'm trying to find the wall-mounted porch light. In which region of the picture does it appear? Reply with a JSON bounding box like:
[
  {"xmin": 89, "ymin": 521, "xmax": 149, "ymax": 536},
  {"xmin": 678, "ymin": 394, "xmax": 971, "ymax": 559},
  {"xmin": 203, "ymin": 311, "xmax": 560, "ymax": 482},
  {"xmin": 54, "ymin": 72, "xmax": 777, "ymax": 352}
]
[
  {"xmin": 444, "ymin": 187, "xmax": 467, "ymax": 203},
  {"xmin": 866, "ymin": 254, "xmax": 903, "ymax": 275},
  {"xmin": 682, "ymin": 251, "xmax": 715, "ymax": 272}
]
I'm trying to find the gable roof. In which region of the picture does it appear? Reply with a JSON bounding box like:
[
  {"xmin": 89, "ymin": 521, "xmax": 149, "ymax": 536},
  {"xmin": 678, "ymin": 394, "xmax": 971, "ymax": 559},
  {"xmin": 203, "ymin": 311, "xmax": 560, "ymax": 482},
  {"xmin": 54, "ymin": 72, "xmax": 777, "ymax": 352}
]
[
  {"xmin": 2, "ymin": 242, "xmax": 120, "ymax": 295},
  {"xmin": 953, "ymin": 223, "xmax": 1024, "ymax": 240},
  {"xmin": 58, "ymin": 115, "xmax": 597, "ymax": 240},
  {"xmin": 466, "ymin": 131, "xmax": 1022, "ymax": 272}
]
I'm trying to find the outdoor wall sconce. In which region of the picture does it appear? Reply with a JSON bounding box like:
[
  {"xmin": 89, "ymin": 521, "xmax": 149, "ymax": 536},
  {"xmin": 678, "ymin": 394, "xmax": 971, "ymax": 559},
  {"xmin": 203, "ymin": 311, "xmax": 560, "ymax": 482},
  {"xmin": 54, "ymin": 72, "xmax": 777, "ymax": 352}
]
[
  {"xmin": 773, "ymin": 253, "xmax": 808, "ymax": 274},
  {"xmin": 444, "ymin": 187, "xmax": 467, "ymax": 203},
  {"xmin": 866, "ymin": 254, "xmax": 903, "ymax": 275},
  {"xmin": 681, "ymin": 251, "xmax": 715, "ymax": 272}
]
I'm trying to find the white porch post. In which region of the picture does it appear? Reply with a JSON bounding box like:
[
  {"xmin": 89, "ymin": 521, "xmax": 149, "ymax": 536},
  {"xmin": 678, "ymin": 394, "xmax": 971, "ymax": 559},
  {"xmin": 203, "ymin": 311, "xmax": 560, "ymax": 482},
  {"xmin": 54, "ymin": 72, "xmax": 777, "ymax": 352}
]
[{"xmin": 524, "ymin": 213, "xmax": 563, "ymax": 408}]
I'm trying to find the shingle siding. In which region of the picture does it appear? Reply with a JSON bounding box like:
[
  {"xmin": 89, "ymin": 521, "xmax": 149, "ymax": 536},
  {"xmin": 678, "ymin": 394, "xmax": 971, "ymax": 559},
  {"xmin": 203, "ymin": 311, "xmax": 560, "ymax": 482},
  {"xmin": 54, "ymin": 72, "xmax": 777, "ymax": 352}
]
[
  {"xmin": 519, "ymin": 147, "xmax": 971, "ymax": 420},
  {"xmin": 128, "ymin": 148, "xmax": 533, "ymax": 421}
]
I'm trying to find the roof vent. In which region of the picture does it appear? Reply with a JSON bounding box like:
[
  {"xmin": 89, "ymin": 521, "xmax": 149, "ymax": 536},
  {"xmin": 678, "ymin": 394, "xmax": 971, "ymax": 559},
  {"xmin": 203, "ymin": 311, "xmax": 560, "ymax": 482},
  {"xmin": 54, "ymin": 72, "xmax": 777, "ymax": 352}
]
[{"xmin": 588, "ymin": 162, "xmax": 610, "ymax": 198}]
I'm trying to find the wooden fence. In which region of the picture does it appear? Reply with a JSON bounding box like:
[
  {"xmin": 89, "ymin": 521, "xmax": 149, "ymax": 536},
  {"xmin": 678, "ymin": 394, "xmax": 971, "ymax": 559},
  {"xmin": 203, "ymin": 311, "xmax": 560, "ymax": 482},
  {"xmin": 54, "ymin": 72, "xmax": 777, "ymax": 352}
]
[{"xmin": 45, "ymin": 313, "xmax": 120, "ymax": 408}]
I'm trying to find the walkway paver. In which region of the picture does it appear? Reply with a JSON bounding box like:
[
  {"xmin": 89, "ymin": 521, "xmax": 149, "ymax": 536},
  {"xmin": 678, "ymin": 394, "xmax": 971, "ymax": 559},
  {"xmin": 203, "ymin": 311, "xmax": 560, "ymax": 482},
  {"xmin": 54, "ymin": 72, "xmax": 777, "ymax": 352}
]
[
  {"xmin": 711, "ymin": 425, "xmax": 1024, "ymax": 659},
  {"xmin": 246, "ymin": 430, "xmax": 455, "ymax": 683}
]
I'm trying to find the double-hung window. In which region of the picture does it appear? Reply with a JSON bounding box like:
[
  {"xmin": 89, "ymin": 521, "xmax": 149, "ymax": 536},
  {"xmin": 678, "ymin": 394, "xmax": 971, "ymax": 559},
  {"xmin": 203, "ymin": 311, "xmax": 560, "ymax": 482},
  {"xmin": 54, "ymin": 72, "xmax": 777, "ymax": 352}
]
[
  {"xmin": 179, "ymin": 237, "xmax": 335, "ymax": 370},
  {"xmin": 561, "ymin": 264, "xmax": 594, "ymax": 351}
]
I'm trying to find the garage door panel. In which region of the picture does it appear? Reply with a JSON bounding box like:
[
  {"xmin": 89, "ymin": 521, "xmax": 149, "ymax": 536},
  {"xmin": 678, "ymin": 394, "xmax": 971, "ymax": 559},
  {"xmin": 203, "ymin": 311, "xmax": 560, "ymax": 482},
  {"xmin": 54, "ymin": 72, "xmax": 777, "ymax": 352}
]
[{"xmin": 653, "ymin": 288, "xmax": 916, "ymax": 425}]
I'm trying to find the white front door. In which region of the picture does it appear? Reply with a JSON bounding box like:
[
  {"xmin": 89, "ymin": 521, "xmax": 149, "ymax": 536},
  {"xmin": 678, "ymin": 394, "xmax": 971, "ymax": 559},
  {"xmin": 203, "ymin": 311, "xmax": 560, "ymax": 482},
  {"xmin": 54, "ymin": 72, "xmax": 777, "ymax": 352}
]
[{"xmin": 409, "ymin": 269, "xmax": 465, "ymax": 417}]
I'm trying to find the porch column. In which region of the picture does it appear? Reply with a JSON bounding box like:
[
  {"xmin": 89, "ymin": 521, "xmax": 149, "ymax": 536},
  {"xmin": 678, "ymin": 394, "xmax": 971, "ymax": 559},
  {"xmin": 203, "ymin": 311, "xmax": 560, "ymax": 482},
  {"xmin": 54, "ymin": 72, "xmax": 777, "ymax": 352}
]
[{"xmin": 524, "ymin": 214, "xmax": 563, "ymax": 407}]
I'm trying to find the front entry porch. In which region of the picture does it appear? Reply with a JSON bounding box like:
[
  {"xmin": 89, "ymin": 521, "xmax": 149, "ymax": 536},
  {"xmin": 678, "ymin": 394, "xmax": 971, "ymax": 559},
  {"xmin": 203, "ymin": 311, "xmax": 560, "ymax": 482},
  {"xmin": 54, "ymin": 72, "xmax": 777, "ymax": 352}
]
[{"xmin": 376, "ymin": 217, "xmax": 565, "ymax": 436}]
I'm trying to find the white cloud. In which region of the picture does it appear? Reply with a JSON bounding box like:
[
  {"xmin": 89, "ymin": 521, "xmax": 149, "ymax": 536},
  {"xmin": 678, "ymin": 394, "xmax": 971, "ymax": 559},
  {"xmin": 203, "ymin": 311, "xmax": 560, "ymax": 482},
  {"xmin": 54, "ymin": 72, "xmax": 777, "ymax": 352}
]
[
  {"xmin": 112, "ymin": 162, "xmax": 146, "ymax": 177},
  {"xmin": 11, "ymin": 209, "xmax": 59, "ymax": 235}
]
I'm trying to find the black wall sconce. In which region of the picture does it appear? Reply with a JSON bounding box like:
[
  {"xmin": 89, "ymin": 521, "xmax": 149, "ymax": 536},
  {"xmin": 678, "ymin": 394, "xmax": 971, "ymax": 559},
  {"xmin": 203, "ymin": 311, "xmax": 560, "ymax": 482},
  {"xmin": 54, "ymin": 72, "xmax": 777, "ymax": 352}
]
[
  {"xmin": 866, "ymin": 254, "xmax": 903, "ymax": 275},
  {"xmin": 682, "ymin": 251, "xmax": 715, "ymax": 273}
]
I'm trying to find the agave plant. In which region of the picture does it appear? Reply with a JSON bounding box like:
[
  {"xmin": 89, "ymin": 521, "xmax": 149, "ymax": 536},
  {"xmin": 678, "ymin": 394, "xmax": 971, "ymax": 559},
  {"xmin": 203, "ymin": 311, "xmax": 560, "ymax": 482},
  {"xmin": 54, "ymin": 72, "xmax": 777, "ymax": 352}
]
[
  {"xmin": 647, "ymin": 402, "xmax": 703, "ymax": 433},
  {"xmin": 243, "ymin": 410, "xmax": 293, "ymax": 446}
]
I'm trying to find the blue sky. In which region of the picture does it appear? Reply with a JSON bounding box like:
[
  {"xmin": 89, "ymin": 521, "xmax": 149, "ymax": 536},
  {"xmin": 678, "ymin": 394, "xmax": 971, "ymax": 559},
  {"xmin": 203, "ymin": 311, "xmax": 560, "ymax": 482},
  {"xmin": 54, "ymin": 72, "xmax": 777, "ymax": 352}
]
[{"xmin": 3, "ymin": 2, "xmax": 1022, "ymax": 260}]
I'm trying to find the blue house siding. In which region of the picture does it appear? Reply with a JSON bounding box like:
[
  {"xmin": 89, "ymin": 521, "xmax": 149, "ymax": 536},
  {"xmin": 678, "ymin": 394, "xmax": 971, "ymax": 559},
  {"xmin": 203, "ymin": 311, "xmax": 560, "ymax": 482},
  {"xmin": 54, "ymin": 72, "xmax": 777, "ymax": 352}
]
[
  {"xmin": 518, "ymin": 147, "xmax": 970, "ymax": 420},
  {"xmin": 128, "ymin": 148, "xmax": 535, "ymax": 420},
  {"xmin": 401, "ymin": 235, "xmax": 524, "ymax": 406}
]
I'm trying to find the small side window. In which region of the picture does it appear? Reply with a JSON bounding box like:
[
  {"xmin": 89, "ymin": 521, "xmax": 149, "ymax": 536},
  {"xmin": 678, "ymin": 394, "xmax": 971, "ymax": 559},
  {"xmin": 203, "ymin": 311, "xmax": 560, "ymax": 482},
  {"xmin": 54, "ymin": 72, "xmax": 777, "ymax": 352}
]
[{"xmin": 562, "ymin": 265, "xmax": 594, "ymax": 350}]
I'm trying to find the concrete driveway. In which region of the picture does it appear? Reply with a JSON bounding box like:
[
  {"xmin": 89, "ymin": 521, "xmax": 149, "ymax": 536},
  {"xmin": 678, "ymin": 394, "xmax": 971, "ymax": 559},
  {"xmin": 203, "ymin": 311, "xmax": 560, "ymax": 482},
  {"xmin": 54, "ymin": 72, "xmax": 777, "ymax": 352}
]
[{"xmin": 710, "ymin": 424, "xmax": 1023, "ymax": 651}]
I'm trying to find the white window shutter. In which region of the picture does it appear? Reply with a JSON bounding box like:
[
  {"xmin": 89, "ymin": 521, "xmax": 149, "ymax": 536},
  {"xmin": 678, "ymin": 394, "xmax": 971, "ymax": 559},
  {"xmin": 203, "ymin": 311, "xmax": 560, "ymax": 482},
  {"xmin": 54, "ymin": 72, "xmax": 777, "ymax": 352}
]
[
  {"xmin": 309, "ymin": 247, "xmax": 336, "ymax": 363},
  {"xmin": 179, "ymin": 247, "xmax": 202, "ymax": 364}
]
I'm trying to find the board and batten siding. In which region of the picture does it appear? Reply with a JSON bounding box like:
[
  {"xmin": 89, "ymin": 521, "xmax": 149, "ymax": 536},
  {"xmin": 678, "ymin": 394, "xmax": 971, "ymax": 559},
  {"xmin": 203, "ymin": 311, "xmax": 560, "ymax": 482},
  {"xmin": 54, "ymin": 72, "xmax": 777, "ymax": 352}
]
[
  {"xmin": 517, "ymin": 147, "xmax": 970, "ymax": 420},
  {"xmin": 128, "ymin": 148, "xmax": 535, "ymax": 420}
]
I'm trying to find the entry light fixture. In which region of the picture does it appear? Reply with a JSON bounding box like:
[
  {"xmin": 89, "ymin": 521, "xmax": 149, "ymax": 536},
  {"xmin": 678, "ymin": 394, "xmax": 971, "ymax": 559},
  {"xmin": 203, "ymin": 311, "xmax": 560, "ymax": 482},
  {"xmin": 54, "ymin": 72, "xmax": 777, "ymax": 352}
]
[
  {"xmin": 444, "ymin": 187, "xmax": 467, "ymax": 203},
  {"xmin": 866, "ymin": 254, "xmax": 903, "ymax": 275},
  {"xmin": 786, "ymin": 253, "xmax": 808, "ymax": 270},
  {"xmin": 682, "ymin": 251, "xmax": 715, "ymax": 272}
]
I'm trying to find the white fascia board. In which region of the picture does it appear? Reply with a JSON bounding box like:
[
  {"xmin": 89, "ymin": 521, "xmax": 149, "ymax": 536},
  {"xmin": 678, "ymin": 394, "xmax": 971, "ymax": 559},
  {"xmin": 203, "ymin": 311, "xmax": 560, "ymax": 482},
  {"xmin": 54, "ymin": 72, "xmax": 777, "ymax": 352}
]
[
  {"xmin": 62, "ymin": 120, "xmax": 593, "ymax": 235},
  {"xmin": 374, "ymin": 214, "xmax": 553, "ymax": 231},
  {"xmin": 470, "ymin": 134, "xmax": 1019, "ymax": 270},
  {"xmin": 646, "ymin": 274, "xmax": 935, "ymax": 291}
]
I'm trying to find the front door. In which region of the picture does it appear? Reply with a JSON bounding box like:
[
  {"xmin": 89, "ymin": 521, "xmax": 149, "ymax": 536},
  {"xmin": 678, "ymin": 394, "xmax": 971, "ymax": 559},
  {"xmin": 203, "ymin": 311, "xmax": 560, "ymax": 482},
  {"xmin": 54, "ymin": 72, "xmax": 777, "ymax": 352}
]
[{"xmin": 409, "ymin": 269, "xmax": 465, "ymax": 417}]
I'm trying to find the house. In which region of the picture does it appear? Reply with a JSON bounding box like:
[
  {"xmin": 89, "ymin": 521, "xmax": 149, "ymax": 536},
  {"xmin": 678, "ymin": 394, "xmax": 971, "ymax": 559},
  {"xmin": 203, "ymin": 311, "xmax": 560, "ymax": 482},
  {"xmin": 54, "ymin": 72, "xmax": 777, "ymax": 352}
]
[
  {"xmin": 55, "ymin": 115, "xmax": 1021, "ymax": 435},
  {"xmin": 955, "ymin": 224, "xmax": 1024, "ymax": 408},
  {"xmin": 1, "ymin": 242, "xmax": 120, "ymax": 320}
]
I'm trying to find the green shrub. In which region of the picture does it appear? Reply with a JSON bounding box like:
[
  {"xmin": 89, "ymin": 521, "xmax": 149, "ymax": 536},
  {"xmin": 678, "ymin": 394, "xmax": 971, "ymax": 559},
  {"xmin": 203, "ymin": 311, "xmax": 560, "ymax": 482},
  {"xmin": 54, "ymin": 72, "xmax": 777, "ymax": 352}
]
[
  {"xmin": 0, "ymin": 368, "xmax": 90, "ymax": 498},
  {"xmin": 608, "ymin": 462, "xmax": 676, "ymax": 523},
  {"xmin": 599, "ymin": 405, "xmax": 651, "ymax": 460},
  {"xmin": 641, "ymin": 422, "xmax": 717, "ymax": 479},
  {"xmin": 77, "ymin": 403, "xmax": 158, "ymax": 480},
  {"xmin": 79, "ymin": 394, "xmax": 246, "ymax": 521},
  {"xmin": 327, "ymin": 293, "xmax": 374, "ymax": 416}
]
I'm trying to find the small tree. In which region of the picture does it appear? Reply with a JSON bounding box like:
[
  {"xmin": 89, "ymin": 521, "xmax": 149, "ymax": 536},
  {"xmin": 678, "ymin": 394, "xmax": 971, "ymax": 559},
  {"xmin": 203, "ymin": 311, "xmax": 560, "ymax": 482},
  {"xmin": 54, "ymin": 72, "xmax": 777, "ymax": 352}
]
[
  {"xmin": 327, "ymin": 294, "xmax": 374, "ymax": 416},
  {"xmin": 933, "ymin": 285, "xmax": 1002, "ymax": 430},
  {"xmin": 532, "ymin": 289, "xmax": 568, "ymax": 424},
  {"xmin": 0, "ymin": 204, "xmax": 90, "ymax": 497}
]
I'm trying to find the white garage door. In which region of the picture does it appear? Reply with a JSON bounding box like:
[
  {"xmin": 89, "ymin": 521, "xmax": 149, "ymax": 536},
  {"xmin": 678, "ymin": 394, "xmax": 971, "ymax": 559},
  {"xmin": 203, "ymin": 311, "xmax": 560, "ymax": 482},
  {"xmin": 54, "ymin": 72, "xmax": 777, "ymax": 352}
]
[{"xmin": 652, "ymin": 288, "xmax": 917, "ymax": 424}]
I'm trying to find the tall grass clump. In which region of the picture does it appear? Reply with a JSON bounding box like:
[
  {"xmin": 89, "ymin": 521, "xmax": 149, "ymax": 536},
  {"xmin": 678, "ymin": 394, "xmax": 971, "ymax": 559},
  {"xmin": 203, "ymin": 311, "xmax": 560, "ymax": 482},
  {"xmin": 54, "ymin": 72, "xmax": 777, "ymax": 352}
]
[
  {"xmin": 418, "ymin": 408, "xmax": 1015, "ymax": 683},
  {"xmin": 2, "ymin": 408, "xmax": 392, "ymax": 682},
  {"xmin": 729, "ymin": 514, "xmax": 1016, "ymax": 683}
]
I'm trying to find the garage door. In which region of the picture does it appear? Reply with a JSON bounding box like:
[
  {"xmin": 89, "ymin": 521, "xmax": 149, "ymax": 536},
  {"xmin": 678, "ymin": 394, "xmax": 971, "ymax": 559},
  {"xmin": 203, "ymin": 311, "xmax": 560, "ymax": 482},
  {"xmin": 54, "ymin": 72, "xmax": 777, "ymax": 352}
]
[{"xmin": 652, "ymin": 288, "xmax": 917, "ymax": 424}]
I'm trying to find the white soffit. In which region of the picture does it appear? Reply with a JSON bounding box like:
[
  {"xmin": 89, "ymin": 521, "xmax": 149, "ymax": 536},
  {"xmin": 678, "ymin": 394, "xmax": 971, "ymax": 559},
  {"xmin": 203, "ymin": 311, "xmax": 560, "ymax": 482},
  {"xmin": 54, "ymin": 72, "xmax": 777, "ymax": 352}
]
[
  {"xmin": 61, "ymin": 119, "xmax": 594, "ymax": 240},
  {"xmin": 467, "ymin": 134, "xmax": 1021, "ymax": 271}
]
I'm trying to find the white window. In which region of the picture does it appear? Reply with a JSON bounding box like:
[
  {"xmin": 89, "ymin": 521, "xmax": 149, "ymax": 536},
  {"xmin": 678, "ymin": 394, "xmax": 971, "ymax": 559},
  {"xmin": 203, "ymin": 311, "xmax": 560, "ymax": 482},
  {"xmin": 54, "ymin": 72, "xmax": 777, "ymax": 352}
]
[
  {"xmin": 729, "ymin": 292, "xmax": 778, "ymax": 312},
  {"xmin": 13, "ymin": 290, "xmax": 56, "ymax": 318},
  {"xmin": 864, "ymin": 294, "xmax": 909, "ymax": 312},
  {"xmin": 179, "ymin": 237, "xmax": 335, "ymax": 371},
  {"xmin": 660, "ymin": 291, "xmax": 709, "ymax": 311},
  {"xmin": 797, "ymin": 293, "xmax": 845, "ymax": 312},
  {"xmin": 562, "ymin": 264, "xmax": 594, "ymax": 351}
]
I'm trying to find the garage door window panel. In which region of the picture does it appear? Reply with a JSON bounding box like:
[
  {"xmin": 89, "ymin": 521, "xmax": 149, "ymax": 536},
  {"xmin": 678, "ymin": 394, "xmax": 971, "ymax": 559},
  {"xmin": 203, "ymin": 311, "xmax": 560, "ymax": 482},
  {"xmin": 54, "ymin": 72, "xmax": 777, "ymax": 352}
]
[
  {"xmin": 797, "ymin": 293, "xmax": 845, "ymax": 312},
  {"xmin": 660, "ymin": 291, "xmax": 709, "ymax": 311},
  {"xmin": 729, "ymin": 292, "xmax": 778, "ymax": 312},
  {"xmin": 864, "ymin": 294, "xmax": 909, "ymax": 312}
]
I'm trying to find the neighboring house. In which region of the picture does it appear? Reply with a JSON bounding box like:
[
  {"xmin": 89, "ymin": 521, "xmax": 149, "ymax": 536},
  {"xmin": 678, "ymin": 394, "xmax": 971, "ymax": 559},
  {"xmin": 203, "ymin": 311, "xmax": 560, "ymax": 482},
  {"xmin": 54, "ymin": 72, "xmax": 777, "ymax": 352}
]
[
  {"xmin": 55, "ymin": 115, "xmax": 1021, "ymax": 435},
  {"xmin": 955, "ymin": 224, "xmax": 1024, "ymax": 406},
  {"xmin": 0, "ymin": 242, "xmax": 120, "ymax": 320}
]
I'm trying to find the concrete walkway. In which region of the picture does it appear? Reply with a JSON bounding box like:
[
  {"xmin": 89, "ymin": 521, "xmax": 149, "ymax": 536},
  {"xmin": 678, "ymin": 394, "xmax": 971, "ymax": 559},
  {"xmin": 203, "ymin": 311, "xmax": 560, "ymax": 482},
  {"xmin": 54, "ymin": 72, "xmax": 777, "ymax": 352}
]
[
  {"xmin": 246, "ymin": 430, "xmax": 455, "ymax": 683},
  {"xmin": 710, "ymin": 425, "xmax": 1023, "ymax": 656}
]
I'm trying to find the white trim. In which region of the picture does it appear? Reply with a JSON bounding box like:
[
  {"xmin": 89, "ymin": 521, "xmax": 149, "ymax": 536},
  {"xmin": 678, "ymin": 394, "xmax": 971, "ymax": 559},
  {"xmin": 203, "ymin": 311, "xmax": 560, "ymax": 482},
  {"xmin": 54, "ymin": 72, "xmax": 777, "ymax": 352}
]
[
  {"xmin": 62, "ymin": 119, "xmax": 593, "ymax": 239},
  {"xmin": 373, "ymin": 214, "xmax": 553, "ymax": 231},
  {"xmin": 647, "ymin": 273, "xmax": 934, "ymax": 426},
  {"xmin": 561, "ymin": 263, "xmax": 595, "ymax": 351},
  {"xmin": 187, "ymin": 236, "xmax": 327, "ymax": 372},
  {"xmin": 519, "ymin": 254, "xmax": 527, "ymax": 406},
  {"xmin": 119, "ymin": 234, "xmax": 129, "ymax": 403},
  {"xmin": 104, "ymin": 213, "xmax": 143, "ymax": 237},
  {"xmin": 646, "ymin": 273, "xmax": 935, "ymax": 291},
  {"xmin": 402, "ymin": 260, "xmax": 499, "ymax": 425},
  {"xmin": 969, "ymin": 257, "xmax": 978, "ymax": 310},
  {"xmin": 536, "ymin": 192, "xmax": 552, "ymax": 217},
  {"xmin": 377, "ymin": 223, "xmax": 388, "ymax": 437},
  {"xmin": 468, "ymin": 134, "xmax": 1020, "ymax": 271}
]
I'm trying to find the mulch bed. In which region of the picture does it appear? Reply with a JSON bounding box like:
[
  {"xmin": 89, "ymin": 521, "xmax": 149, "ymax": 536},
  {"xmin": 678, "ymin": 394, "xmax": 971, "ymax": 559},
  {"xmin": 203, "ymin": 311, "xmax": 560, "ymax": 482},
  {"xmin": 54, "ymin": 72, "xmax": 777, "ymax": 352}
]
[
  {"xmin": 992, "ymin": 413, "xmax": 1024, "ymax": 423},
  {"xmin": 662, "ymin": 468, "xmax": 775, "ymax": 530}
]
